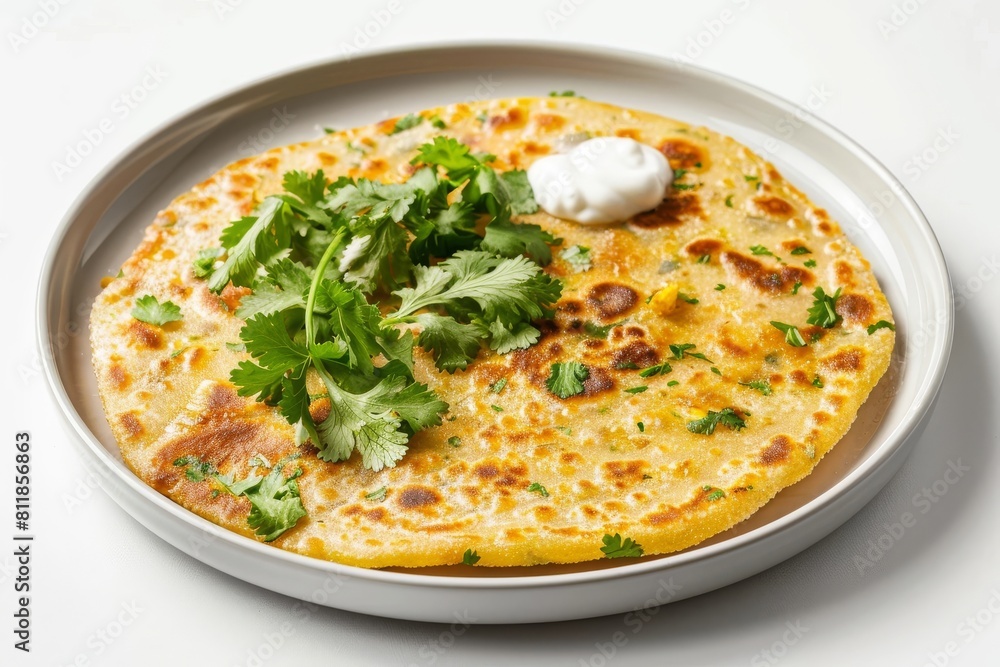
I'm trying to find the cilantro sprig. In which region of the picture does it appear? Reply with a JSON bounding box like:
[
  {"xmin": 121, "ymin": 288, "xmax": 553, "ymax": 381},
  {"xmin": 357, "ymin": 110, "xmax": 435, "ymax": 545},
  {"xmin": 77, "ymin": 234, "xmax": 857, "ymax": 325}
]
[
  {"xmin": 601, "ymin": 533, "xmax": 644, "ymax": 558},
  {"xmin": 687, "ymin": 407, "xmax": 747, "ymax": 435},
  {"xmin": 204, "ymin": 138, "xmax": 563, "ymax": 471}
]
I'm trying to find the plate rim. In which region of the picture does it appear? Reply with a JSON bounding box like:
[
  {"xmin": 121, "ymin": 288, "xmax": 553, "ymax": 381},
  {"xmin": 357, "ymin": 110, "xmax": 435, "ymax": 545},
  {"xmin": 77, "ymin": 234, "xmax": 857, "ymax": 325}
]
[{"xmin": 37, "ymin": 40, "xmax": 954, "ymax": 591}]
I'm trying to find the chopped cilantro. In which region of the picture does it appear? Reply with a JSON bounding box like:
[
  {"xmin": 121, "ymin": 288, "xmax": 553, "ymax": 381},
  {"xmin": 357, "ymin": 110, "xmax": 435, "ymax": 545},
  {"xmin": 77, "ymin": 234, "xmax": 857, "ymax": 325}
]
[
  {"xmin": 673, "ymin": 168, "xmax": 688, "ymax": 180},
  {"xmin": 673, "ymin": 182, "xmax": 697, "ymax": 190},
  {"xmin": 803, "ymin": 258, "xmax": 817, "ymax": 268},
  {"xmin": 546, "ymin": 361, "xmax": 589, "ymax": 399},
  {"xmin": 448, "ymin": 436, "xmax": 462, "ymax": 448},
  {"xmin": 739, "ymin": 379, "xmax": 773, "ymax": 396},
  {"xmin": 697, "ymin": 254, "xmax": 711, "ymax": 264},
  {"xmin": 637, "ymin": 422, "xmax": 645, "ymax": 432},
  {"xmin": 687, "ymin": 407, "xmax": 747, "ymax": 435},
  {"xmin": 710, "ymin": 366, "xmax": 721, "ymax": 375},
  {"xmin": 491, "ymin": 378, "xmax": 508, "ymax": 394},
  {"xmin": 549, "ymin": 90, "xmax": 579, "ymax": 97},
  {"xmin": 638, "ymin": 362, "xmax": 672, "ymax": 378},
  {"xmin": 216, "ymin": 465, "xmax": 307, "ymax": 542},
  {"xmin": 584, "ymin": 319, "xmax": 626, "ymax": 339},
  {"xmin": 867, "ymin": 320, "xmax": 895, "ymax": 334},
  {"xmin": 601, "ymin": 533, "xmax": 644, "ymax": 558},
  {"xmin": 192, "ymin": 247, "xmax": 222, "ymax": 278},
  {"xmin": 132, "ymin": 295, "xmax": 182, "ymax": 326},
  {"xmin": 462, "ymin": 549, "xmax": 481, "ymax": 565},
  {"xmin": 706, "ymin": 489, "xmax": 726, "ymax": 501},
  {"xmin": 430, "ymin": 115, "xmax": 447, "ymax": 129},
  {"xmin": 490, "ymin": 404, "xmax": 504, "ymax": 412},
  {"xmin": 669, "ymin": 343, "xmax": 713, "ymax": 363},
  {"xmin": 792, "ymin": 281, "xmax": 803, "ymax": 295},
  {"xmin": 744, "ymin": 175, "xmax": 759, "ymax": 182},
  {"xmin": 667, "ymin": 380, "xmax": 679, "ymax": 387},
  {"xmin": 807, "ymin": 287, "xmax": 842, "ymax": 328},
  {"xmin": 560, "ymin": 245, "xmax": 592, "ymax": 272},
  {"xmin": 770, "ymin": 321, "xmax": 807, "ymax": 347},
  {"xmin": 390, "ymin": 113, "xmax": 423, "ymax": 134},
  {"xmin": 750, "ymin": 245, "xmax": 774, "ymax": 257},
  {"xmin": 790, "ymin": 246, "xmax": 811, "ymax": 255},
  {"xmin": 677, "ymin": 292, "xmax": 699, "ymax": 304},
  {"xmin": 323, "ymin": 127, "xmax": 336, "ymax": 134},
  {"xmin": 527, "ymin": 482, "xmax": 549, "ymax": 497},
  {"xmin": 365, "ymin": 486, "xmax": 387, "ymax": 502},
  {"xmin": 812, "ymin": 374, "xmax": 824, "ymax": 388},
  {"xmin": 725, "ymin": 194, "xmax": 734, "ymax": 208},
  {"xmin": 715, "ymin": 284, "xmax": 726, "ymax": 291},
  {"xmin": 624, "ymin": 386, "xmax": 648, "ymax": 394}
]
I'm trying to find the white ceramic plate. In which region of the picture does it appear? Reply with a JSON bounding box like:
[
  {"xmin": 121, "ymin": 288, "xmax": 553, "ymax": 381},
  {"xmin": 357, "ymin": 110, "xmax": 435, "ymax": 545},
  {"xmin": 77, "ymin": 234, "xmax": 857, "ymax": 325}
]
[{"xmin": 38, "ymin": 42, "xmax": 952, "ymax": 623}]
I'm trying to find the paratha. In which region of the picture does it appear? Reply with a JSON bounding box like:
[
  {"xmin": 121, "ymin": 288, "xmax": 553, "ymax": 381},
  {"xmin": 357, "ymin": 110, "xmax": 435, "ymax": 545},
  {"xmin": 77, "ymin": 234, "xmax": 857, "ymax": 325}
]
[{"xmin": 90, "ymin": 96, "xmax": 894, "ymax": 568}]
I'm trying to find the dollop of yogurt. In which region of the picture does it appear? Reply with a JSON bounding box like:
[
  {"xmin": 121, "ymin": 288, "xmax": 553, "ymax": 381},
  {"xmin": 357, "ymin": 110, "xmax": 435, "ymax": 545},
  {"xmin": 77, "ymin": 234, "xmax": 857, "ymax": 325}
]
[{"xmin": 527, "ymin": 136, "xmax": 672, "ymax": 224}]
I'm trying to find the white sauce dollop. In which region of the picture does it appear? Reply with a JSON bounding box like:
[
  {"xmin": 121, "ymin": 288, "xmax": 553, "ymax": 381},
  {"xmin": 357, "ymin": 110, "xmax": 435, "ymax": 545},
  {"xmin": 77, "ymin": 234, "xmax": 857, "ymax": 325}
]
[{"xmin": 527, "ymin": 137, "xmax": 672, "ymax": 224}]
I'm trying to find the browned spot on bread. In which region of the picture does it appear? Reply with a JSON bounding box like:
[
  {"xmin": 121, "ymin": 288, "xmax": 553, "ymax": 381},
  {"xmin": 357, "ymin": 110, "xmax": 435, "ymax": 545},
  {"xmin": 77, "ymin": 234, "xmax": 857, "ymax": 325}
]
[
  {"xmin": 835, "ymin": 293, "xmax": 874, "ymax": 325},
  {"xmin": 685, "ymin": 238, "xmax": 723, "ymax": 257},
  {"xmin": 316, "ymin": 152, "xmax": 338, "ymax": 167},
  {"xmin": 625, "ymin": 327, "xmax": 645, "ymax": 338},
  {"xmin": 474, "ymin": 462, "xmax": 499, "ymax": 479},
  {"xmin": 581, "ymin": 505, "xmax": 600, "ymax": 519},
  {"xmin": 721, "ymin": 251, "xmax": 814, "ymax": 293},
  {"xmin": 822, "ymin": 348, "xmax": 864, "ymax": 373},
  {"xmin": 128, "ymin": 321, "xmax": 163, "ymax": 349},
  {"xmin": 207, "ymin": 384, "xmax": 240, "ymax": 411},
  {"xmin": 554, "ymin": 299, "xmax": 585, "ymax": 331},
  {"xmin": 759, "ymin": 436, "xmax": 791, "ymax": 465},
  {"xmin": 488, "ymin": 107, "xmax": 526, "ymax": 132},
  {"xmin": 522, "ymin": 141, "xmax": 549, "ymax": 155},
  {"xmin": 153, "ymin": 420, "xmax": 291, "ymax": 483},
  {"xmin": 560, "ymin": 452, "xmax": 583, "ymax": 465},
  {"xmin": 119, "ymin": 412, "xmax": 144, "ymax": 438},
  {"xmin": 397, "ymin": 486, "xmax": 441, "ymax": 509},
  {"xmin": 644, "ymin": 507, "xmax": 680, "ymax": 526},
  {"xmin": 612, "ymin": 341, "xmax": 659, "ymax": 369},
  {"xmin": 631, "ymin": 194, "xmax": 703, "ymax": 228},
  {"xmin": 658, "ymin": 138, "xmax": 706, "ymax": 169},
  {"xmin": 602, "ymin": 460, "xmax": 648, "ymax": 489},
  {"xmin": 615, "ymin": 128, "xmax": 640, "ymax": 140},
  {"xmin": 817, "ymin": 221, "xmax": 833, "ymax": 234},
  {"xmin": 108, "ymin": 364, "xmax": 129, "ymax": 391},
  {"xmin": 533, "ymin": 113, "xmax": 564, "ymax": 131},
  {"xmin": 781, "ymin": 239, "xmax": 809, "ymax": 252},
  {"xmin": 753, "ymin": 196, "xmax": 794, "ymax": 219},
  {"xmin": 534, "ymin": 505, "xmax": 555, "ymax": 521},
  {"xmin": 255, "ymin": 157, "xmax": 279, "ymax": 170},
  {"xmin": 587, "ymin": 283, "xmax": 639, "ymax": 319},
  {"xmin": 188, "ymin": 197, "xmax": 218, "ymax": 212},
  {"xmin": 813, "ymin": 411, "xmax": 832, "ymax": 424},
  {"xmin": 376, "ymin": 117, "xmax": 399, "ymax": 134},
  {"xmin": 365, "ymin": 507, "xmax": 387, "ymax": 523},
  {"xmin": 309, "ymin": 397, "xmax": 331, "ymax": 424},
  {"xmin": 230, "ymin": 172, "xmax": 257, "ymax": 188},
  {"xmin": 789, "ymin": 370, "xmax": 810, "ymax": 385},
  {"xmin": 835, "ymin": 262, "xmax": 856, "ymax": 288},
  {"xmin": 581, "ymin": 367, "xmax": 616, "ymax": 397}
]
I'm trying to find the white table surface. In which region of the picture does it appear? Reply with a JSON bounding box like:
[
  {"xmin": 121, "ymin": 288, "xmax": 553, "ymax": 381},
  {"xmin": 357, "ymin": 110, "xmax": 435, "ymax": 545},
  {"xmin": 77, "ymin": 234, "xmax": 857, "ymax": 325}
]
[{"xmin": 3, "ymin": 0, "xmax": 998, "ymax": 665}]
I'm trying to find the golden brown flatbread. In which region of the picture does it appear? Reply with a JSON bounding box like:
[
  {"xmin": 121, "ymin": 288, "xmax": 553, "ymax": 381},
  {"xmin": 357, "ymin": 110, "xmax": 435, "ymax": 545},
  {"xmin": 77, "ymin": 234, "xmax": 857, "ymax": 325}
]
[{"xmin": 90, "ymin": 96, "xmax": 894, "ymax": 567}]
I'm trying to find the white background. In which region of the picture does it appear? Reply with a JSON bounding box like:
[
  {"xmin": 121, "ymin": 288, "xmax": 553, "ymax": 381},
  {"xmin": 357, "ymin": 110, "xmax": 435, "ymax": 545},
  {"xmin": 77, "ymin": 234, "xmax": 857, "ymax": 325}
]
[{"xmin": 2, "ymin": 0, "xmax": 999, "ymax": 665}]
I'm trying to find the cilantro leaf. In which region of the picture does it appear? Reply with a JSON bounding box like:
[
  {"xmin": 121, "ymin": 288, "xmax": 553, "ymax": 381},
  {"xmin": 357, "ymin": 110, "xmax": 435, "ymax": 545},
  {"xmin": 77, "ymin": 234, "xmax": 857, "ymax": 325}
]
[
  {"xmin": 480, "ymin": 215, "xmax": 558, "ymax": 265},
  {"xmin": 462, "ymin": 549, "xmax": 481, "ymax": 565},
  {"xmin": 527, "ymin": 482, "xmax": 549, "ymax": 497},
  {"xmin": 867, "ymin": 320, "xmax": 895, "ymax": 334},
  {"xmin": 669, "ymin": 343, "xmax": 713, "ymax": 362},
  {"xmin": 806, "ymin": 286, "xmax": 842, "ymax": 328},
  {"xmin": 192, "ymin": 247, "xmax": 222, "ymax": 279},
  {"xmin": 790, "ymin": 246, "xmax": 811, "ymax": 255},
  {"xmin": 132, "ymin": 295, "xmax": 182, "ymax": 326},
  {"xmin": 314, "ymin": 370, "xmax": 446, "ymax": 471},
  {"xmin": 560, "ymin": 245, "xmax": 592, "ymax": 272},
  {"xmin": 601, "ymin": 533, "xmax": 644, "ymax": 558},
  {"xmin": 546, "ymin": 361, "xmax": 589, "ymax": 399},
  {"xmin": 209, "ymin": 197, "xmax": 294, "ymax": 292},
  {"xmin": 498, "ymin": 169, "xmax": 539, "ymax": 214},
  {"xmin": 686, "ymin": 407, "xmax": 747, "ymax": 435},
  {"xmin": 236, "ymin": 259, "xmax": 312, "ymax": 318},
  {"xmin": 639, "ymin": 362, "xmax": 672, "ymax": 378},
  {"xmin": 413, "ymin": 313, "xmax": 487, "ymax": 373},
  {"xmin": 391, "ymin": 113, "xmax": 424, "ymax": 134},
  {"xmin": 750, "ymin": 245, "xmax": 774, "ymax": 257},
  {"xmin": 738, "ymin": 379, "xmax": 773, "ymax": 396},
  {"xmin": 219, "ymin": 466, "xmax": 307, "ymax": 542},
  {"xmin": 230, "ymin": 312, "xmax": 311, "ymax": 405},
  {"xmin": 583, "ymin": 319, "xmax": 626, "ymax": 339},
  {"xmin": 770, "ymin": 321, "xmax": 807, "ymax": 347}
]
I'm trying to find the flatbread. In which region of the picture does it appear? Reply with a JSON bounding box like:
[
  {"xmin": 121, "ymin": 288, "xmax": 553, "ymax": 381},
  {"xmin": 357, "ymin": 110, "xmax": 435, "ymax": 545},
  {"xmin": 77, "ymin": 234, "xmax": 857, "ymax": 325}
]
[{"xmin": 90, "ymin": 96, "xmax": 894, "ymax": 567}]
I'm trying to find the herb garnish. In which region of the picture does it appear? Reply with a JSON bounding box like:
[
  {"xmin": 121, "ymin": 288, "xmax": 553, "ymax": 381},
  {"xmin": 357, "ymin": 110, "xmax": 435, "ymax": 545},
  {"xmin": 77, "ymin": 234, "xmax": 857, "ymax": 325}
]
[
  {"xmin": 601, "ymin": 533, "xmax": 644, "ymax": 558},
  {"xmin": 669, "ymin": 343, "xmax": 713, "ymax": 362},
  {"xmin": 739, "ymin": 379, "xmax": 773, "ymax": 396},
  {"xmin": 132, "ymin": 295, "xmax": 182, "ymax": 326},
  {"xmin": 462, "ymin": 549, "xmax": 481, "ymax": 565},
  {"xmin": 527, "ymin": 482, "xmax": 550, "ymax": 497},
  {"xmin": 867, "ymin": 320, "xmax": 895, "ymax": 334},
  {"xmin": 686, "ymin": 407, "xmax": 747, "ymax": 435},
  {"xmin": 770, "ymin": 321, "xmax": 807, "ymax": 347},
  {"xmin": 560, "ymin": 244, "xmax": 592, "ymax": 272},
  {"xmin": 546, "ymin": 362, "xmax": 589, "ymax": 399},
  {"xmin": 806, "ymin": 287, "xmax": 841, "ymax": 328}
]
